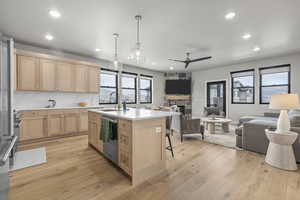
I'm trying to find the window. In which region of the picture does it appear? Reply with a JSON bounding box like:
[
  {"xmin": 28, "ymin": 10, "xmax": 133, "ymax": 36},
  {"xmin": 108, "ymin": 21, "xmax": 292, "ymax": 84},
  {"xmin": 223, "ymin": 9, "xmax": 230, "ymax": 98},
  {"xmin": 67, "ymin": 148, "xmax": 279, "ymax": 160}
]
[
  {"xmin": 259, "ymin": 64, "xmax": 290, "ymax": 104},
  {"xmin": 121, "ymin": 72, "xmax": 137, "ymax": 104},
  {"xmin": 99, "ymin": 69, "xmax": 118, "ymax": 104},
  {"xmin": 139, "ymin": 75, "xmax": 152, "ymax": 104},
  {"xmin": 231, "ymin": 69, "xmax": 255, "ymax": 104}
]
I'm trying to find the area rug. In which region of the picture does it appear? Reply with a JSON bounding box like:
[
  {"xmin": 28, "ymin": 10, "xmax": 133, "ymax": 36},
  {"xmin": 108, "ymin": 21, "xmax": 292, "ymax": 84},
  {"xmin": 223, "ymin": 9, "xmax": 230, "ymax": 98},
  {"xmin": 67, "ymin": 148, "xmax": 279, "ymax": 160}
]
[{"xmin": 10, "ymin": 147, "xmax": 47, "ymax": 171}]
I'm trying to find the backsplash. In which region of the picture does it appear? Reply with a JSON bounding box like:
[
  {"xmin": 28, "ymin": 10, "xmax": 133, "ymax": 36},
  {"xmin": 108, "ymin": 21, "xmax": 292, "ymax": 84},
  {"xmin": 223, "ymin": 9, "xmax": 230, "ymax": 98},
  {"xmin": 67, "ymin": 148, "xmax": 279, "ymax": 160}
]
[{"xmin": 14, "ymin": 91, "xmax": 100, "ymax": 109}]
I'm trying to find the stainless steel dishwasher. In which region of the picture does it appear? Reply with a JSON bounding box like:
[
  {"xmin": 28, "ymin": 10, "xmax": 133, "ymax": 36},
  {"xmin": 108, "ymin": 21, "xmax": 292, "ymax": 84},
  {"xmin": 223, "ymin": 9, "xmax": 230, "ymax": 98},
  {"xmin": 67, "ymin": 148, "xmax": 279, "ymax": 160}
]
[{"xmin": 102, "ymin": 118, "xmax": 118, "ymax": 165}]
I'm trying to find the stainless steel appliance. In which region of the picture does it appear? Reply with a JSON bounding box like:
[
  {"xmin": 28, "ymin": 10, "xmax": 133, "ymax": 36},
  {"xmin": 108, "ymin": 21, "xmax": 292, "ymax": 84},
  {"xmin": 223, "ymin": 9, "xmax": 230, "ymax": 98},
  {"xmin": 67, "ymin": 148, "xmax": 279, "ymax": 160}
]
[
  {"xmin": 0, "ymin": 37, "xmax": 17, "ymax": 200},
  {"xmin": 102, "ymin": 118, "xmax": 118, "ymax": 165}
]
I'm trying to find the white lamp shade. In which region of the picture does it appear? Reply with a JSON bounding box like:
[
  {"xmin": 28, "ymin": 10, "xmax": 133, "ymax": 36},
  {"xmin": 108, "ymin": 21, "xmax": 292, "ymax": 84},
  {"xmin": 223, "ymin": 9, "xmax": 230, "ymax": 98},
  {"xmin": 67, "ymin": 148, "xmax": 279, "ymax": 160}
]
[{"xmin": 269, "ymin": 94, "xmax": 300, "ymax": 110}]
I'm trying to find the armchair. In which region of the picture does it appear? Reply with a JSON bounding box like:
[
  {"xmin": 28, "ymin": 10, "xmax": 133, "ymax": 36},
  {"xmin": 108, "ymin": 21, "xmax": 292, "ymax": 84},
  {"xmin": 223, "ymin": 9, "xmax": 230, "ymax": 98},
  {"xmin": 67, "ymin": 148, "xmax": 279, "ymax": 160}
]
[{"xmin": 180, "ymin": 116, "xmax": 204, "ymax": 142}]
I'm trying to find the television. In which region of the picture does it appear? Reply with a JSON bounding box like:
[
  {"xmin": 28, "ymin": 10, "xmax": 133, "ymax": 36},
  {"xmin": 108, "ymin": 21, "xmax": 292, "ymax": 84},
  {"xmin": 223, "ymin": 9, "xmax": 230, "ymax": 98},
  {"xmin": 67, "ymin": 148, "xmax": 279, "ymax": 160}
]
[{"xmin": 165, "ymin": 80, "xmax": 191, "ymax": 95}]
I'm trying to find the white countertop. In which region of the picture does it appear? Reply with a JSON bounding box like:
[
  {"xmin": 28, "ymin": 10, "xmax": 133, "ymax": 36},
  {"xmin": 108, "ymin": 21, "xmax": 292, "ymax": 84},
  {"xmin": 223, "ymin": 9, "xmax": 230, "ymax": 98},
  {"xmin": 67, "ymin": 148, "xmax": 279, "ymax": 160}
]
[
  {"xmin": 89, "ymin": 108, "xmax": 180, "ymax": 120},
  {"xmin": 15, "ymin": 106, "xmax": 104, "ymax": 111}
]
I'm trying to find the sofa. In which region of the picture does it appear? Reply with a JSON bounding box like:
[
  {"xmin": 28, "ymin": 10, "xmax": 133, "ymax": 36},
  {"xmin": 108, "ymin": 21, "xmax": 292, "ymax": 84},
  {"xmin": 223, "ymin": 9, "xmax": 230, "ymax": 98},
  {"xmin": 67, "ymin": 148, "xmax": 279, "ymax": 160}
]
[{"xmin": 236, "ymin": 110, "xmax": 300, "ymax": 162}]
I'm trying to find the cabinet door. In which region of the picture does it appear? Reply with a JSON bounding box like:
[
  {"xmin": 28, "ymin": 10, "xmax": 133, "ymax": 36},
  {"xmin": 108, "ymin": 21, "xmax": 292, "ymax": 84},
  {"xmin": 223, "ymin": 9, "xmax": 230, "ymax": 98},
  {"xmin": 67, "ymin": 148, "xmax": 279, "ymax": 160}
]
[
  {"xmin": 20, "ymin": 117, "xmax": 45, "ymax": 141},
  {"xmin": 17, "ymin": 55, "xmax": 40, "ymax": 90},
  {"xmin": 57, "ymin": 62, "xmax": 74, "ymax": 92},
  {"xmin": 95, "ymin": 121, "xmax": 103, "ymax": 152},
  {"xmin": 48, "ymin": 115, "xmax": 64, "ymax": 136},
  {"xmin": 40, "ymin": 58, "xmax": 56, "ymax": 91},
  {"xmin": 78, "ymin": 112, "xmax": 88, "ymax": 132},
  {"xmin": 88, "ymin": 122, "xmax": 97, "ymax": 147},
  {"xmin": 75, "ymin": 65, "xmax": 88, "ymax": 92},
  {"xmin": 88, "ymin": 67, "xmax": 99, "ymax": 93},
  {"xmin": 64, "ymin": 114, "xmax": 78, "ymax": 133}
]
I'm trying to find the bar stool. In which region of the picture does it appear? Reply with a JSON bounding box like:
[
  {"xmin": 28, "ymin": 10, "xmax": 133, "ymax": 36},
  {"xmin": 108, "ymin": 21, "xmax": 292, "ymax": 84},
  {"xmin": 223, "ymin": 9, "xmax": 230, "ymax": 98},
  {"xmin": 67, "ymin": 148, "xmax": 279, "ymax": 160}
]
[{"xmin": 166, "ymin": 117, "xmax": 175, "ymax": 158}]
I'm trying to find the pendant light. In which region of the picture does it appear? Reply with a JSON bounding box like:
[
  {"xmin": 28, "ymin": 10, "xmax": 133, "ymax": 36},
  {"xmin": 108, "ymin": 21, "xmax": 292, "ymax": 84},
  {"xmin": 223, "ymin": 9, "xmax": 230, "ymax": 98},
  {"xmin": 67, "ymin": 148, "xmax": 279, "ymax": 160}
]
[
  {"xmin": 129, "ymin": 15, "xmax": 145, "ymax": 64},
  {"xmin": 110, "ymin": 33, "xmax": 122, "ymax": 70},
  {"xmin": 135, "ymin": 15, "xmax": 142, "ymax": 61}
]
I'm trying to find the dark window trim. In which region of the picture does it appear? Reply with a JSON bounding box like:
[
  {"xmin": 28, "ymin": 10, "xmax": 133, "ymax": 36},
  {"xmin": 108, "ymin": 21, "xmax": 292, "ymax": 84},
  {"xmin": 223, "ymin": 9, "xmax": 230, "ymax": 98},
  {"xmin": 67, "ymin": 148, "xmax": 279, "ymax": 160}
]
[
  {"xmin": 139, "ymin": 78, "xmax": 153, "ymax": 104},
  {"xmin": 99, "ymin": 69, "xmax": 118, "ymax": 105},
  {"xmin": 231, "ymin": 69, "xmax": 255, "ymax": 104},
  {"xmin": 121, "ymin": 72, "xmax": 137, "ymax": 104},
  {"xmin": 259, "ymin": 64, "xmax": 291, "ymax": 104},
  {"xmin": 140, "ymin": 74, "xmax": 153, "ymax": 78}
]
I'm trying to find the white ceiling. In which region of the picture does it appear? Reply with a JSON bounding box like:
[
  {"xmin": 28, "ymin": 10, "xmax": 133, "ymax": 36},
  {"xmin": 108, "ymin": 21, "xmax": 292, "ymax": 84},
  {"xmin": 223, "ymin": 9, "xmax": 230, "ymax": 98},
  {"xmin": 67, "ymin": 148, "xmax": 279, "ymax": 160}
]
[{"xmin": 1, "ymin": 0, "xmax": 300, "ymax": 72}]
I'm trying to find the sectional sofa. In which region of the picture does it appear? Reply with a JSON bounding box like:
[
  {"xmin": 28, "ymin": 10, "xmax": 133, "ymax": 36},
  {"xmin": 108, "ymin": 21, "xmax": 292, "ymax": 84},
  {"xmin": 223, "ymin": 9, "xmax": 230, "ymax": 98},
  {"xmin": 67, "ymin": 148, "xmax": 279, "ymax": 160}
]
[{"xmin": 236, "ymin": 110, "xmax": 300, "ymax": 162}]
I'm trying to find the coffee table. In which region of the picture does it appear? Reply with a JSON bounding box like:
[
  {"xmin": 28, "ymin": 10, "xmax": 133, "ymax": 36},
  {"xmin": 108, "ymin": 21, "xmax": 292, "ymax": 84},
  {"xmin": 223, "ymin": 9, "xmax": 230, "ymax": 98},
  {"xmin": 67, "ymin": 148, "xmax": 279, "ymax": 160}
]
[{"xmin": 201, "ymin": 117, "xmax": 232, "ymax": 134}]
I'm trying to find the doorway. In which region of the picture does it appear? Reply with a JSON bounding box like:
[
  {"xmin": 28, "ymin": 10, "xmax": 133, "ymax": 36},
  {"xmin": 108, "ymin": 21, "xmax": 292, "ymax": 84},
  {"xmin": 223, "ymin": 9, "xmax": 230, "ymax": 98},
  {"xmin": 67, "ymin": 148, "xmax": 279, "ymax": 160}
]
[{"xmin": 206, "ymin": 81, "xmax": 226, "ymax": 115}]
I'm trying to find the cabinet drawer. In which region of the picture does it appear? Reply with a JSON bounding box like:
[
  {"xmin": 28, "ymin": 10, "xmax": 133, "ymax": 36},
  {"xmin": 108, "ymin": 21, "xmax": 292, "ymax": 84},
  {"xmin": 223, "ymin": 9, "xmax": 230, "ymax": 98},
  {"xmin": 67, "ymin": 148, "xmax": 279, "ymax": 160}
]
[
  {"xmin": 63, "ymin": 109, "xmax": 79, "ymax": 114},
  {"xmin": 119, "ymin": 133, "xmax": 131, "ymax": 151},
  {"xmin": 118, "ymin": 120, "xmax": 131, "ymax": 135},
  {"xmin": 88, "ymin": 112, "xmax": 100, "ymax": 123},
  {"xmin": 48, "ymin": 110, "xmax": 64, "ymax": 115},
  {"xmin": 119, "ymin": 150, "xmax": 131, "ymax": 175},
  {"xmin": 21, "ymin": 110, "xmax": 48, "ymax": 118}
]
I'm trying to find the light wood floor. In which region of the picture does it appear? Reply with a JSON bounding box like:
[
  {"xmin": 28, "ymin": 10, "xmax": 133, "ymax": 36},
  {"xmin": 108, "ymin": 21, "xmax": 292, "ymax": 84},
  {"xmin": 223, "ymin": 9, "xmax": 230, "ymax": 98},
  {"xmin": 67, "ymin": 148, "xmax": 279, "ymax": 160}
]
[{"xmin": 9, "ymin": 135, "xmax": 300, "ymax": 200}]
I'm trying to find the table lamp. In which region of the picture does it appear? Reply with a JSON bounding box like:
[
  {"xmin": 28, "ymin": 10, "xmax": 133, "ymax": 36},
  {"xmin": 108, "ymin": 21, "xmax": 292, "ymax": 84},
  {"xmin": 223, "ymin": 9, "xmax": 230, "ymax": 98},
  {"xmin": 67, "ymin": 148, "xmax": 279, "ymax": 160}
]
[{"xmin": 269, "ymin": 93, "xmax": 300, "ymax": 133}]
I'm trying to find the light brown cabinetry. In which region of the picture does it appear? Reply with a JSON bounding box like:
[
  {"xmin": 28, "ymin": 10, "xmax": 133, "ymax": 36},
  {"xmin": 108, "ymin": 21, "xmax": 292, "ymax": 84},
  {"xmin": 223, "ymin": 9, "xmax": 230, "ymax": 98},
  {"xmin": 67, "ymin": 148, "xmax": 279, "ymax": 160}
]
[
  {"xmin": 78, "ymin": 111, "xmax": 88, "ymax": 132},
  {"xmin": 56, "ymin": 62, "xmax": 74, "ymax": 92},
  {"xmin": 118, "ymin": 120, "xmax": 132, "ymax": 175},
  {"xmin": 20, "ymin": 117, "xmax": 46, "ymax": 141},
  {"xmin": 17, "ymin": 55, "xmax": 40, "ymax": 90},
  {"xmin": 40, "ymin": 58, "xmax": 57, "ymax": 91},
  {"xmin": 88, "ymin": 67, "xmax": 99, "ymax": 93},
  {"xmin": 87, "ymin": 112, "xmax": 166, "ymax": 185},
  {"xmin": 19, "ymin": 109, "xmax": 90, "ymax": 144},
  {"xmin": 88, "ymin": 112, "xmax": 102, "ymax": 152},
  {"xmin": 47, "ymin": 113, "xmax": 64, "ymax": 136},
  {"xmin": 15, "ymin": 52, "xmax": 99, "ymax": 93},
  {"xmin": 75, "ymin": 65, "xmax": 88, "ymax": 92}
]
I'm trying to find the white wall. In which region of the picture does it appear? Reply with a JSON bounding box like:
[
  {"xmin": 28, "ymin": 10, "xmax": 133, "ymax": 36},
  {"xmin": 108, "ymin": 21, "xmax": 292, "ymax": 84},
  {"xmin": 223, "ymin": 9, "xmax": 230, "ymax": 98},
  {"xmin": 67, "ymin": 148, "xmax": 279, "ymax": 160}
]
[
  {"xmin": 14, "ymin": 43, "xmax": 165, "ymax": 109},
  {"xmin": 192, "ymin": 52, "xmax": 300, "ymax": 122}
]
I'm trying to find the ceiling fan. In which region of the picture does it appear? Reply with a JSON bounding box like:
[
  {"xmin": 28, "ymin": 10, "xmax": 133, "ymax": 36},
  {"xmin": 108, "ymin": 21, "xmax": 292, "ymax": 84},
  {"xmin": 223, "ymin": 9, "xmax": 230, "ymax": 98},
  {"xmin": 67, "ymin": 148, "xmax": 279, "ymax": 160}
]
[{"xmin": 168, "ymin": 52, "xmax": 212, "ymax": 69}]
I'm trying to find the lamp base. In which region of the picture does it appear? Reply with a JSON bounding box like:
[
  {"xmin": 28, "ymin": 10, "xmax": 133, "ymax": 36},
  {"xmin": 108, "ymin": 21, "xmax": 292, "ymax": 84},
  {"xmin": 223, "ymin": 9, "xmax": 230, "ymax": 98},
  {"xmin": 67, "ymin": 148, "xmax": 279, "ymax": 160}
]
[{"xmin": 276, "ymin": 110, "xmax": 290, "ymax": 133}]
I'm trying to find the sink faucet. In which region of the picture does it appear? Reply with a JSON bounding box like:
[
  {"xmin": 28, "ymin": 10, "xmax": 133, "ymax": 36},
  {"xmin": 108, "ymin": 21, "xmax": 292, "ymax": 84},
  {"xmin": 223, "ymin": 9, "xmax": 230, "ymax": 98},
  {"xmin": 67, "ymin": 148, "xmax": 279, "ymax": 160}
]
[{"xmin": 47, "ymin": 98, "xmax": 56, "ymax": 108}]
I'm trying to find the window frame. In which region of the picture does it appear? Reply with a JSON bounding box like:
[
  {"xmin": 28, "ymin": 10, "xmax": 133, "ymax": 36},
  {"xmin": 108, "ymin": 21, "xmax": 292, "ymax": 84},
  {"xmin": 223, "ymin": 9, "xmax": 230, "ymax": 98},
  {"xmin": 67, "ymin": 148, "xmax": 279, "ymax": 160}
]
[
  {"xmin": 139, "ymin": 75, "xmax": 153, "ymax": 104},
  {"xmin": 231, "ymin": 69, "xmax": 255, "ymax": 104},
  {"xmin": 121, "ymin": 72, "xmax": 137, "ymax": 104},
  {"xmin": 99, "ymin": 68, "xmax": 119, "ymax": 105},
  {"xmin": 259, "ymin": 64, "xmax": 291, "ymax": 104}
]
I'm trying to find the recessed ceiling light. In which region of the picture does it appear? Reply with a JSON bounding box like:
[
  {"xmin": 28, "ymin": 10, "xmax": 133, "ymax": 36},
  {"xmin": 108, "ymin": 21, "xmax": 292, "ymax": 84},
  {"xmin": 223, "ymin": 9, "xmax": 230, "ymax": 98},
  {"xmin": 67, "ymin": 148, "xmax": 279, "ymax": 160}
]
[
  {"xmin": 170, "ymin": 66, "xmax": 174, "ymax": 70},
  {"xmin": 242, "ymin": 33, "xmax": 252, "ymax": 40},
  {"xmin": 151, "ymin": 62, "xmax": 156, "ymax": 65},
  {"xmin": 45, "ymin": 34, "xmax": 54, "ymax": 41},
  {"xmin": 49, "ymin": 9, "xmax": 61, "ymax": 18},
  {"xmin": 225, "ymin": 12, "xmax": 236, "ymax": 20},
  {"xmin": 95, "ymin": 48, "xmax": 101, "ymax": 52},
  {"xmin": 253, "ymin": 46, "xmax": 261, "ymax": 52}
]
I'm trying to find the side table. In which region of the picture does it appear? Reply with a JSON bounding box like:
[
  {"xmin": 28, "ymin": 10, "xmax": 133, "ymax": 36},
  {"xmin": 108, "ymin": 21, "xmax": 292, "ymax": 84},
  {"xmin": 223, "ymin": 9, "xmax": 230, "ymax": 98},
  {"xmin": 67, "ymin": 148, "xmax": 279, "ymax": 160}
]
[{"xmin": 265, "ymin": 129, "xmax": 298, "ymax": 171}]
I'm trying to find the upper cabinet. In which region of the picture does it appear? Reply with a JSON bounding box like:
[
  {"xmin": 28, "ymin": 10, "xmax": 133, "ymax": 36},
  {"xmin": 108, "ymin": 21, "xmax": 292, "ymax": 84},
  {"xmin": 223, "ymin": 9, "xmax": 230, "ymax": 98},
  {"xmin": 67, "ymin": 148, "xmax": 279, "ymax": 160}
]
[
  {"xmin": 40, "ymin": 58, "xmax": 57, "ymax": 91},
  {"xmin": 57, "ymin": 62, "xmax": 75, "ymax": 92},
  {"xmin": 75, "ymin": 64, "xmax": 88, "ymax": 93},
  {"xmin": 88, "ymin": 67, "xmax": 99, "ymax": 93},
  {"xmin": 17, "ymin": 55, "xmax": 40, "ymax": 91},
  {"xmin": 15, "ymin": 51, "xmax": 100, "ymax": 93}
]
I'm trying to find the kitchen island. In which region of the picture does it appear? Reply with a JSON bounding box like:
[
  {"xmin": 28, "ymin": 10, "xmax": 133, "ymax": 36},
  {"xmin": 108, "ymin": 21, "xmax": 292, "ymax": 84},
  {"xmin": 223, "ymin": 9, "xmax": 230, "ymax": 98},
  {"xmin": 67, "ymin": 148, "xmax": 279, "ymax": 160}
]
[{"xmin": 88, "ymin": 108, "xmax": 179, "ymax": 185}]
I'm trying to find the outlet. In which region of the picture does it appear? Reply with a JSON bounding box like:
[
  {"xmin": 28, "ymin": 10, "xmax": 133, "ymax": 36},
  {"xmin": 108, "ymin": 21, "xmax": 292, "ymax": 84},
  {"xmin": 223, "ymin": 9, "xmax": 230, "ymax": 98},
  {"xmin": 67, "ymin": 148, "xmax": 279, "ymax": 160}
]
[{"xmin": 155, "ymin": 127, "xmax": 162, "ymax": 133}]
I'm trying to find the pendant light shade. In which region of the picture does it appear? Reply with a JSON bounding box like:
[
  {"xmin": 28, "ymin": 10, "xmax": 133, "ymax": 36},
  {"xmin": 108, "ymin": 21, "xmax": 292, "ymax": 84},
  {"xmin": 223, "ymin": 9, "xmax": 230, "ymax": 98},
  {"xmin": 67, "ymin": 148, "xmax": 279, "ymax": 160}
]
[{"xmin": 110, "ymin": 33, "xmax": 123, "ymax": 71}]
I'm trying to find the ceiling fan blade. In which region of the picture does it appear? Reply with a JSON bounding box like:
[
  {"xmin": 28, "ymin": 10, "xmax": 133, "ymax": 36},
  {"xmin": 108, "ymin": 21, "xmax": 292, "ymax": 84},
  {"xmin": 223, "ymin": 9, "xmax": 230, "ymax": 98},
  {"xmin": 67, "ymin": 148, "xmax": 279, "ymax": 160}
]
[
  {"xmin": 185, "ymin": 62, "xmax": 190, "ymax": 69},
  {"xmin": 189, "ymin": 56, "xmax": 212, "ymax": 63},
  {"xmin": 168, "ymin": 59, "xmax": 186, "ymax": 63}
]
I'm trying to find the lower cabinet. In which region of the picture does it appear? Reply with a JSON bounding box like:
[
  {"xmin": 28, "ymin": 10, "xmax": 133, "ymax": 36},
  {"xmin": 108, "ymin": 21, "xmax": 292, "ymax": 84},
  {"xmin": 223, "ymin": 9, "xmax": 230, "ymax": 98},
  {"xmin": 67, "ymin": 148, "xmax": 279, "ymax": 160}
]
[
  {"xmin": 20, "ymin": 109, "xmax": 90, "ymax": 143},
  {"xmin": 88, "ymin": 112, "xmax": 103, "ymax": 152},
  {"xmin": 48, "ymin": 114, "xmax": 64, "ymax": 136},
  {"xmin": 19, "ymin": 117, "xmax": 46, "ymax": 141}
]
